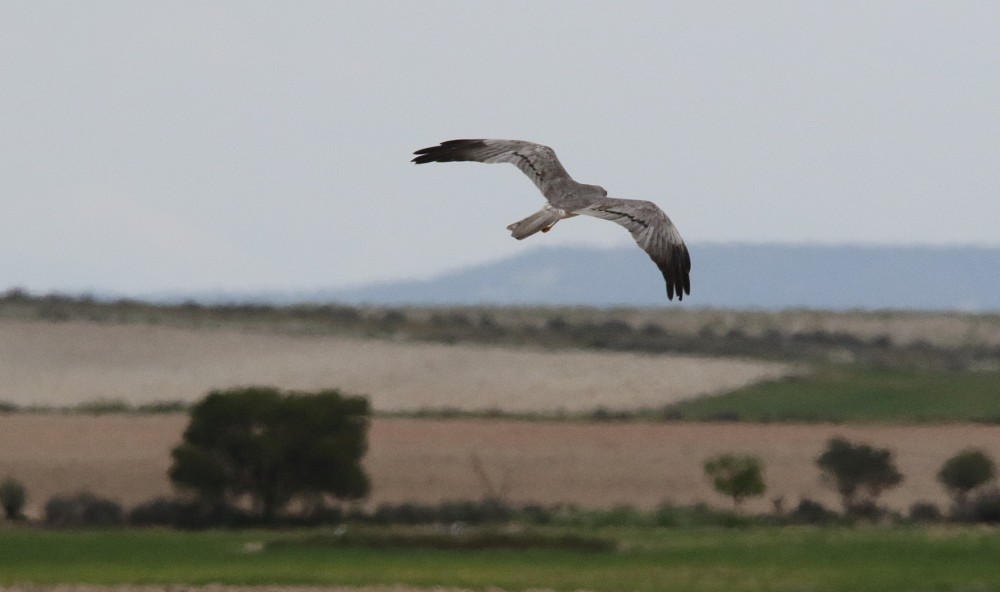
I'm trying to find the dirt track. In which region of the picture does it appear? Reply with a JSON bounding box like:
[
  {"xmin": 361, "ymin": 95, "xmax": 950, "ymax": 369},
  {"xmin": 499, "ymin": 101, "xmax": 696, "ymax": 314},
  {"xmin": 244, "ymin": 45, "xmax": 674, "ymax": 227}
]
[{"xmin": 3, "ymin": 414, "xmax": 999, "ymax": 518}]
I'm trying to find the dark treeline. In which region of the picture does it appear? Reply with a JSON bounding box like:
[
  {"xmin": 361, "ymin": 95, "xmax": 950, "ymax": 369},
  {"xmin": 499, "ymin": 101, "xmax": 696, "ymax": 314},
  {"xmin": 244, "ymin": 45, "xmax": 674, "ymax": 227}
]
[{"xmin": 3, "ymin": 289, "xmax": 998, "ymax": 370}]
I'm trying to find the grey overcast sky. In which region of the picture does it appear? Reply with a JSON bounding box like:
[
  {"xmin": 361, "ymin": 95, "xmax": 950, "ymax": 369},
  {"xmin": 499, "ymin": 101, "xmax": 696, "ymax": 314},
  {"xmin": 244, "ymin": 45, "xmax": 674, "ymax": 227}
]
[{"xmin": 2, "ymin": 2, "xmax": 998, "ymax": 295}]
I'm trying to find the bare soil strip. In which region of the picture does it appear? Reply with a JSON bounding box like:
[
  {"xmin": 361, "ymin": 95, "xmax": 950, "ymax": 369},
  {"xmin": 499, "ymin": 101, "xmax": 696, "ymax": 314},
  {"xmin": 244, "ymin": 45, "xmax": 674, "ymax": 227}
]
[
  {"xmin": 0, "ymin": 319, "xmax": 794, "ymax": 412},
  {"xmin": 2, "ymin": 415, "xmax": 998, "ymax": 518}
]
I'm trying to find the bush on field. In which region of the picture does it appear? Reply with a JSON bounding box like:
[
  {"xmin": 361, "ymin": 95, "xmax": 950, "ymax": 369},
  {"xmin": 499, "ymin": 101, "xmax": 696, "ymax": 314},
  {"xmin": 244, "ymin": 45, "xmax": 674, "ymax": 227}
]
[
  {"xmin": 908, "ymin": 500, "xmax": 942, "ymax": 522},
  {"xmin": 963, "ymin": 487, "xmax": 1000, "ymax": 524},
  {"xmin": 547, "ymin": 502, "xmax": 758, "ymax": 529},
  {"xmin": 369, "ymin": 499, "xmax": 514, "ymax": 526},
  {"xmin": 668, "ymin": 503, "xmax": 757, "ymax": 528},
  {"xmin": 44, "ymin": 491, "xmax": 123, "ymax": 528},
  {"xmin": 0, "ymin": 477, "xmax": 27, "ymax": 520},
  {"xmin": 136, "ymin": 400, "xmax": 189, "ymax": 414},
  {"xmin": 703, "ymin": 454, "xmax": 766, "ymax": 509},
  {"xmin": 371, "ymin": 502, "xmax": 439, "ymax": 525},
  {"xmin": 816, "ymin": 437, "xmax": 903, "ymax": 516},
  {"xmin": 73, "ymin": 398, "xmax": 132, "ymax": 415},
  {"xmin": 128, "ymin": 497, "xmax": 212, "ymax": 528},
  {"xmin": 786, "ymin": 498, "xmax": 840, "ymax": 525},
  {"xmin": 585, "ymin": 504, "xmax": 647, "ymax": 527},
  {"xmin": 937, "ymin": 448, "xmax": 996, "ymax": 509},
  {"xmin": 129, "ymin": 496, "xmax": 344, "ymax": 529}
]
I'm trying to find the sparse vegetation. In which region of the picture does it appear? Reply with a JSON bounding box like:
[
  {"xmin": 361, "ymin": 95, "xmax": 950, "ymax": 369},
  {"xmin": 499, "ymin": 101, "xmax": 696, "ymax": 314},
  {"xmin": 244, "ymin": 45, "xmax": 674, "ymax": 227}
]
[
  {"xmin": 43, "ymin": 491, "xmax": 123, "ymax": 528},
  {"xmin": 0, "ymin": 399, "xmax": 189, "ymax": 415}
]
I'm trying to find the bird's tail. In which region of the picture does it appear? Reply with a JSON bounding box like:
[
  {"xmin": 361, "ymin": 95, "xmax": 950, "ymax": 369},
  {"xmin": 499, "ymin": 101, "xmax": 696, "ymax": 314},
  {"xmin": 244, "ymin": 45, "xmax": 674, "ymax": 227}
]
[{"xmin": 506, "ymin": 206, "xmax": 565, "ymax": 240}]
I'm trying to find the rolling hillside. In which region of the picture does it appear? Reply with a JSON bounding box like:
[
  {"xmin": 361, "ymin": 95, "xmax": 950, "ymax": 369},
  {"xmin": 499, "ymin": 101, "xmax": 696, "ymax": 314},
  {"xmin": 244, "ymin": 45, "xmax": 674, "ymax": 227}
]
[{"xmin": 325, "ymin": 244, "xmax": 1000, "ymax": 310}]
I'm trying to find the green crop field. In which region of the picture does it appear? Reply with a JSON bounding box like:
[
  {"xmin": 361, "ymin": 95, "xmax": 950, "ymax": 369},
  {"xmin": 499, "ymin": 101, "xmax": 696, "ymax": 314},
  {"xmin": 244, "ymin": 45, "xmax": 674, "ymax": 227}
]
[
  {"xmin": 668, "ymin": 366, "xmax": 1000, "ymax": 423},
  {"xmin": 3, "ymin": 526, "xmax": 1000, "ymax": 592}
]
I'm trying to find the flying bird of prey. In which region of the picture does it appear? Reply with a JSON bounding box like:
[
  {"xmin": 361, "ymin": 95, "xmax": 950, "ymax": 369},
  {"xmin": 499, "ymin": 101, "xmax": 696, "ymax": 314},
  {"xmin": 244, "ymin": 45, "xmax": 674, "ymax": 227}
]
[{"xmin": 412, "ymin": 139, "xmax": 691, "ymax": 300}]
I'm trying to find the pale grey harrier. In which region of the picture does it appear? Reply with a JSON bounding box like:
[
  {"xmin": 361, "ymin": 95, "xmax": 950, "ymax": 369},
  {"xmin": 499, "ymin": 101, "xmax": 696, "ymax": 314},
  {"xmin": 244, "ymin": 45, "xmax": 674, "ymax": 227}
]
[{"xmin": 412, "ymin": 139, "xmax": 691, "ymax": 300}]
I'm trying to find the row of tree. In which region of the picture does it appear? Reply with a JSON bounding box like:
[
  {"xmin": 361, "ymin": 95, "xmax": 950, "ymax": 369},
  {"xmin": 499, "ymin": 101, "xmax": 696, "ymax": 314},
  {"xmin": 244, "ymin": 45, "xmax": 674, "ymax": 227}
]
[
  {"xmin": 3, "ymin": 387, "xmax": 996, "ymax": 524},
  {"xmin": 704, "ymin": 439, "xmax": 997, "ymax": 517}
]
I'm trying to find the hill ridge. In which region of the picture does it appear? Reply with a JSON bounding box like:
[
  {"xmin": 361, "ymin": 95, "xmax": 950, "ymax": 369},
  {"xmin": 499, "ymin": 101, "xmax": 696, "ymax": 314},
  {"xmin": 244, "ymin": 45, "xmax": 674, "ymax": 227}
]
[{"xmin": 325, "ymin": 243, "xmax": 1000, "ymax": 311}]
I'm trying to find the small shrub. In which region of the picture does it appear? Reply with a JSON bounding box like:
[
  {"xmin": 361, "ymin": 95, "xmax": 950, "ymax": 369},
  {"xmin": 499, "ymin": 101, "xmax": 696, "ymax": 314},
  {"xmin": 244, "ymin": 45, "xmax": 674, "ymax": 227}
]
[
  {"xmin": 300, "ymin": 504, "xmax": 344, "ymax": 526},
  {"xmin": 438, "ymin": 499, "xmax": 512, "ymax": 524},
  {"xmin": 0, "ymin": 477, "xmax": 27, "ymax": 520},
  {"xmin": 74, "ymin": 399, "xmax": 131, "ymax": 414},
  {"xmin": 589, "ymin": 407, "xmax": 632, "ymax": 422},
  {"xmin": 969, "ymin": 487, "xmax": 1000, "ymax": 523},
  {"xmin": 44, "ymin": 491, "xmax": 123, "ymax": 528},
  {"xmin": 519, "ymin": 504, "xmax": 556, "ymax": 525},
  {"xmin": 703, "ymin": 454, "xmax": 766, "ymax": 509},
  {"xmin": 128, "ymin": 497, "xmax": 211, "ymax": 529},
  {"xmin": 908, "ymin": 501, "xmax": 942, "ymax": 522},
  {"xmin": 371, "ymin": 502, "xmax": 436, "ymax": 525},
  {"xmin": 937, "ymin": 449, "xmax": 996, "ymax": 507},
  {"xmin": 588, "ymin": 504, "xmax": 646, "ymax": 527},
  {"xmin": 847, "ymin": 500, "xmax": 892, "ymax": 523},
  {"xmin": 686, "ymin": 503, "xmax": 757, "ymax": 528},
  {"xmin": 650, "ymin": 503, "xmax": 682, "ymax": 527},
  {"xmin": 368, "ymin": 499, "xmax": 515, "ymax": 526},
  {"xmin": 136, "ymin": 400, "xmax": 189, "ymax": 414},
  {"xmin": 788, "ymin": 498, "xmax": 839, "ymax": 525},
  {"xmin": 648, "ymin": 502, "xmax": 756, "ymax": 529}
]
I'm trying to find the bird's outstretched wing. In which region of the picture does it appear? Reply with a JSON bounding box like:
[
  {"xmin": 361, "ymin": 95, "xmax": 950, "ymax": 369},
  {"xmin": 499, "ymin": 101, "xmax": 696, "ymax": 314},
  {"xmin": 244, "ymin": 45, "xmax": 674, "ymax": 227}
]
[
  {"xmin": 412, "ymin": 139, "xmax": 574, "ymax": 201},
  {"xmin": 579, "ymin": 198, "xmax": 691, "ymax": 301}
]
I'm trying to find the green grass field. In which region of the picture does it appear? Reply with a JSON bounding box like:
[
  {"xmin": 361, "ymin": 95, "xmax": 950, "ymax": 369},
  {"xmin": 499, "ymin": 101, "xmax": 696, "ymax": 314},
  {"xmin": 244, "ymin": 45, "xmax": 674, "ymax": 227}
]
[
  {"xmin": 3, "ymin": 526, "xmax": 1000, "ymax": 592},
  {"xmin": 668, "ymin": 366, "xmax": 1000, "ymax": 423}
]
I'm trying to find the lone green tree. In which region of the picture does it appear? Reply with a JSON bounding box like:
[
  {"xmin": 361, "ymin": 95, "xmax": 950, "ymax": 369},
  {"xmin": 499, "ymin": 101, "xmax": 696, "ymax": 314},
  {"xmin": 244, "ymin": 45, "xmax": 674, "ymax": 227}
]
[
  {"xmin": 937, "ymin": 449, "xmax": 996, "ymax": 508},
  {"xmin": 816, "ymin": 437, "xmax": 902, "ymax": 515},
  {"xmin": 169, "ymin": 386, "xmax": 370, "ymax": 521},
  {"xmin": 703, "ymin": 454, "xmax": 766, "ymax": 509}
]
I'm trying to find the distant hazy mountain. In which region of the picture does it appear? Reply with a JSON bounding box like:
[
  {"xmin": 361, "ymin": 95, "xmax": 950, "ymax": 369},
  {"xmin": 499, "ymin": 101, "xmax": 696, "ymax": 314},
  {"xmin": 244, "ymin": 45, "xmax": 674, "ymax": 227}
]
[{"xmin": 325, "ymin": 244, "xmax": 1000, "ymax": 311}]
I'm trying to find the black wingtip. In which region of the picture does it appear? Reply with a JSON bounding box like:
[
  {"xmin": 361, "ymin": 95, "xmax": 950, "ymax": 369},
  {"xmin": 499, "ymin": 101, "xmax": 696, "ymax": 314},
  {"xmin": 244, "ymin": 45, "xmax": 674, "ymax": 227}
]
[
  {"xmin": 412, "ymin": 139, "xmax": 488, "ymax": 164},
  {"xmin": 660, "ymin": 245, "xmax": 692, "ymax": 302}
]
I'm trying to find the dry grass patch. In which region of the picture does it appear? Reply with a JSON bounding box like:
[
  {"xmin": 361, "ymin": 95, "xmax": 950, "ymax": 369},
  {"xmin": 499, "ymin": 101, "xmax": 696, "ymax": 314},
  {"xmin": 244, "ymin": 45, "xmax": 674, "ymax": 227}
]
[{"xmin": 0, "ymin": 319, "xmax": 794, "ymax": 413}]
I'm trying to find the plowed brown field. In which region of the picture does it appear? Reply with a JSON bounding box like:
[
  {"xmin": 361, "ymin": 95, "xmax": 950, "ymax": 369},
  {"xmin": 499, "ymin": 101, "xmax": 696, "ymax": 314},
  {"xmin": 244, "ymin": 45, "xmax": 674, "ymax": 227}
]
[{"xmin": 3, "ymin": 414, "xmax": 999, "ymax": 518}]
